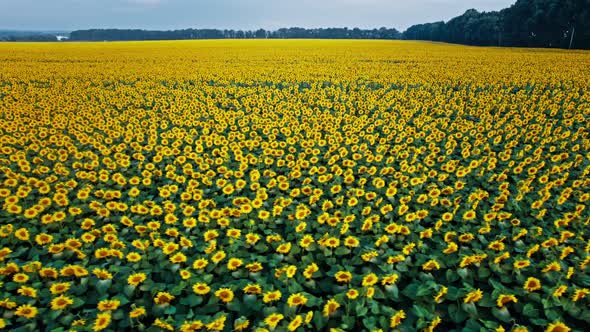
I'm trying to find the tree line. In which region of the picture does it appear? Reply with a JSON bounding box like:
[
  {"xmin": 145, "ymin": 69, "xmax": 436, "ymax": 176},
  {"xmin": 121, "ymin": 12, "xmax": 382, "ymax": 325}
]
[
  {"xmin": 0, "ymin": 30, "xmax": 59, "ymax": 42},
  {"xmin": 1, "ymin": 35, "xmax": 58, "ymax": 42},
  {"xmin": 68, "ymin": 27, "xmax": 402, "ymax": 41}
]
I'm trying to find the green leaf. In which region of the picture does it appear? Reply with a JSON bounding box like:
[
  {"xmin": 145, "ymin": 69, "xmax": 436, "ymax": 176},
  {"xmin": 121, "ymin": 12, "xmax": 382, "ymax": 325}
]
[
  {"xmin": 59, "ymin": 314, "xmax": 74, "ymax": 327},
  {"xmin": 124, "ymin": 285, "xmax": 136, "ymax": 298},
  {"xmin": 446, "ymin": 286, "xmax": 461, "ymax": 300},
  {"xmin": 370, "ymin": 301, "xmax": 381, "ymax": 315},
  {"xmin": 227, "ymin": 301, "xmax": 242, "ymax": 312},
  {"xmin": 335, "ymin": 247, "xmax": 350, "ymax": 256},
  {"xmin": 463, "ymin": 318, "xmax": 482, "ymax": 332},
  {"xmin": 164, "ymin": 305, "xmax": 177, "ymax": 315},
  {"xmin": 544, "ymin": 309, "xmax": 561, "ymax": 322},
  {"xmin": 49, "ymin": 310, "xmax": 62, "ymax": 320},
  {"xmin": 385, "ymin": 285, "xmax": 399, "ymax": 299},
  {"xmin": 341, "ymin": 315, "xmax": 355, "ymax": 329},
  {"xmin": 95, "ymin": 280, "xmax": 112, "ymax": 295},
  {"xmin": 462, "ymin": 302, "xmax": 478, "ymax": 317},
  {"xmin": 477, "ymin": 268, "xmax": 491, "ymax": 279},
  {"xmin": 491, "ymin": 307, "xmax": 511, "ymax": 323},
  {"xmin": 523, "ymin": 303, "xmax": 539, "ymax": 318},
  {"xmin": 313, "ymin": 311, "xmax": 327, "ymax": 330},
  {"xmin": 448, "ymin": 304, "xmax": 468, "ymax": 323},
  {"xmin": 578, "ymin": 310, "xmax": 590, "ymax": 323},
  {"xmin": 356, "ymin": 303, "xmax": 369, "ymax": 316},
  {"xmin": 255, "ymin": 243, "xmax": 268, "ymax": 251},
  {"xmin": 396, "ymin": 263, "xmax": 409, "ymax": 272},
  {"xmin": 530, "ymin": 318, "xmax": 549, "ymax": 326},
  {"xmin": 362, "ymin": 317, "xmax": 377, "ymax": 330},
  {"xmin": 71, "ymin": 297, "xmax": 85, "ymax": 309},
  {"xmin": 478, "ymin": 296, "xmax": 496, "ymax": 308},
  {"xmin": 180, "ymin": 294, "xmax": 203, "ymax": 306},
  {"xmin": 402, "ymin": 283, "xmax": 418, "ymax": 298},
  {"xmin": 416, "ymin": 283, "xmax": 433, "ymax": 297},
  {"xmin": 446, "ymin": 269, "xmax": 459, "ymax": 283},
  {"xmin": 412, "ymin": 305, "xmax": 431, "ymax": 319},
  {"xmin": 457, "ymin": 268, "xmax": 470, "ymax": 279}
]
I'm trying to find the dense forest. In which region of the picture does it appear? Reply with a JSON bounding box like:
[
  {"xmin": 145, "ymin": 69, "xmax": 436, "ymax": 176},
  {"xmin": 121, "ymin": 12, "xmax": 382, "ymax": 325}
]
[
  {"xmin": 5, "ymin": 0, "xmax": 590, "ymax": 49},
  {"xmin": 69, "ymin": 27, "xmax": 402, "ymax": 41},
  {"xmin": 403, "ymin": 0, "xmax": 590, "ymax": 49}
]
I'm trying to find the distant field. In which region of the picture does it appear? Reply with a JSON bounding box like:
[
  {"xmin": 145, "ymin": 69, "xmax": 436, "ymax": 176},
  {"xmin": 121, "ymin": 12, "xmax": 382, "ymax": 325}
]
[{"xmin": 0, "ymin": 40, "xmax": 589, "ymax": 331}]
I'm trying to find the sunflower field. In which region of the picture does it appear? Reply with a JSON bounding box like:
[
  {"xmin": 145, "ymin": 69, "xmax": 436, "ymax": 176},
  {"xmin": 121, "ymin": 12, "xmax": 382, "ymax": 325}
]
[{"xmin": 0, "ymin": 40, "xmax": 589, "ymax": 332}]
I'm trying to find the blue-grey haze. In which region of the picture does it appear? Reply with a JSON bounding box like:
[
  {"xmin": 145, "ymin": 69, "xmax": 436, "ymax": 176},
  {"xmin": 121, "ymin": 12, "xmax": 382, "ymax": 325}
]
[{"xmin": 0, "ymin": 0, "xmax": 515, "ymax": 32}]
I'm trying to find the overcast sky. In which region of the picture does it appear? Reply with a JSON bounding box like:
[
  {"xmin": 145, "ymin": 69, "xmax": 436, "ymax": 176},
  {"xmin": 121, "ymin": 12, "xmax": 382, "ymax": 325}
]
[{"xmin": 0, "ymin": 0, "xmax": 515, "ymax": 32}]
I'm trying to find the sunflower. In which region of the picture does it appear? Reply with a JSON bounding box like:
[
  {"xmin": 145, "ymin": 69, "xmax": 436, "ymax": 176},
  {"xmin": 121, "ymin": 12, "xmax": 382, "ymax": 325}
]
[
  {"xmin": 215, "ymin": 288, "xmax": 234, "ymax": 303},
  {"xmin": 303, "ymin": 263, "xmax": 319, "ymax": 279},
  {"xmin": 276, "ymin": 242, "xmax": 292, "ymax": 254},
  {"xmin": 93, "ymin": 268, "xmax": 113, "ymax": 280},
  {"xmin": 345, "ymin": 288, "xmax": 359, "ymax": 299},
  {"xmin": 193, "ymin": 283, "xmax": 211, "ymax": 295},
  {"xmin": 51, "ymin": 295, "xmax": 74, "ymax": 310},
  {"xmin": 462, "ymin": 210, "xmax": 476, "ymax": 220},
  {"xmin": 422, "ymin": 259, "xmax": 441, "ymax": 271},
  {"xmin": 496, "ymin": 294, "xmax": 517, "ymax": 307},
  {"xmin": 523, "ymin": 277, "xmax": 542, "ymax": 292},
  {"xmin": 17, "ymin": 286, "xmax": 37, "ymax": 298},
  {"xmin": 227, "ymin": 258, "xmax": 243, "ymax": 271},
  {"xmin": 299, "ymin": 235, "xmax": 315, "ymax": 248},
  {"xmin": 335, "ymin": 271, "xmax": 352, "ymax": 283},
  {"xmin": 211, "ymin": 251, "xmax": 226, "ymax": 264},
  {"xmin": 39, "ymin": 267, "xmax": 58, "ymax": 279},
  {"xmin": 14, "ymin": 228, "xmax": 30, "ymax": 241},
  {"xmin": 126, "ymin": 252, "xmax": 142, "ymax": 262},
  {"xmin": 264, "ymin": 313, "xmax": 284, "ymax": 329},
  {"xmin": 234, "ymin": 317, "xmax": 250, "ymax": 331},
  {"xmin": 322, "ymin": 299, "xmax": 340, "ymax": 317},
  {"xmin": 362, "ymin": 273, "xmax": 378, "ymax": 286},
  {"xmin": 324, "ymin": 237, "xmax": 340, "ymax": 248},
  {"xmin": 92, "ymin": 312, "xmax": 112, "ymax": 331},
  {"xmin": 192, "ymin": 258, "xmax": 209, "ymax": 270},
  {"xmin": 552, "ymin": 285, "xmax": 568, "ymax": 298},
  {"xmin": 287, "ymin": 315, "xmax": 303, "ymax": 331},
  {"xmin": 572, "ymin": 288, "xmax": 589, "ymax": 302},
  {"xmin": 129, "ymin": 307, "xmax": 146, "ymax": 318},
  {"xmin": 154, "ymin": 292, "xmax": 175, "ymax": 305},
  {"xmin": 15, "ymin": 304, "xmax": 38, "ymax": 319},
  {"xmin": 245, "ymin": 262, "xmax": 263, "ymax": 272},
  {"xmin": 390, "ymin": 310, "xmax": 406, "ymax": 328},
  {"xmin": 542, "ymin": 262, "xmax": 561, "ymax": 273},
  {"xmin": 243, "ymin": 284, "xmax": 262, "ymax": 294},
  {"xmin": 13, "ymin": 273, "xmax": 29, "ymax": 283},
  {"xmin": 97, "ymin": 299, "xmax": 120, "ymax": 311},
  {"xmin": 169, "ymin": 252, "xmax": 187, "ymax": 264},
  {"xmin": 287, "ymin": 293, "xmax": 308, "ymax": 307},
  {"xmin": 127, "ymin": 273, "xmax": 147, "ymax": 286},
  {"xmin": 464, "ymin": 289, "xmax": 483, "ymax": 303},
  {"xmin": 545, "ymin": 321, "xmax": 571, "ymax": 332},
  {"xmin": 513, "ymin": 260, "xmax": 530, "ymax": 269}
]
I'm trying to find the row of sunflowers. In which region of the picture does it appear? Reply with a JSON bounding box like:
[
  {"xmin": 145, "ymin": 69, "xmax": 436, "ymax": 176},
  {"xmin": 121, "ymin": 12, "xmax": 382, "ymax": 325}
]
[{"xmin": 0, "ymin": 40, "xmax": 589, "ymax": 331}]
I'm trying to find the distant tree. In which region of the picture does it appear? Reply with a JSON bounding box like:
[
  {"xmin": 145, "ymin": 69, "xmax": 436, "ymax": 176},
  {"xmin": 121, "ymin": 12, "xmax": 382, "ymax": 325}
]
[{"xmin": 255, "ymin": 29, "xmax": 267, "ymax": 38}]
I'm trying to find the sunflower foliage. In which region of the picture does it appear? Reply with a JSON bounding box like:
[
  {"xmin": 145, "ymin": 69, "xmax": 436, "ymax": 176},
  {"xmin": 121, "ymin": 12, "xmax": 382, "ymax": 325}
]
[{"xmin": 0, "ymin": 40, "xmax": 589, "ymax": 332}]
